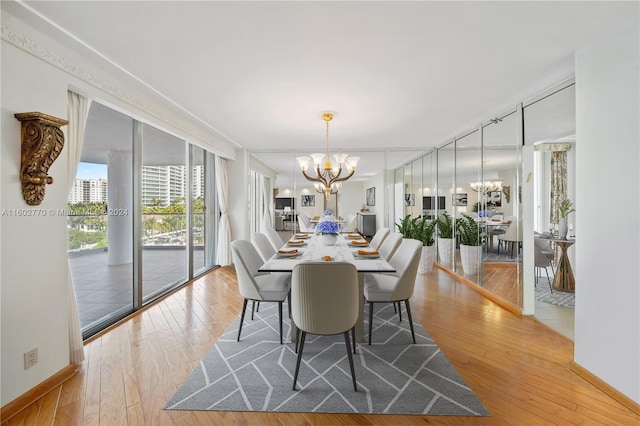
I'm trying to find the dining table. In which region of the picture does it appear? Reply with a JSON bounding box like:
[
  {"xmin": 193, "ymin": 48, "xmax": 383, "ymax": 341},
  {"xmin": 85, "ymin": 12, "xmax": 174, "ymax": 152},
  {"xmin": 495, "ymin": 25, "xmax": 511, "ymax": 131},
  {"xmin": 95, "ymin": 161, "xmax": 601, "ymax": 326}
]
[{"xmin": 258, "ymin": 232, "xmax": 396, "ymax": 342}]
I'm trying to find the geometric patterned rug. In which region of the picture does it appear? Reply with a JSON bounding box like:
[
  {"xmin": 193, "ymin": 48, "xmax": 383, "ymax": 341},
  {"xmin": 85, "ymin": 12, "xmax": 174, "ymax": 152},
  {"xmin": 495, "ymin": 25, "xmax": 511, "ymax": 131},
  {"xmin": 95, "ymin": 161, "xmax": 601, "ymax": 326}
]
[
  {"xmin": 165, "ymin": 302, "xmax": 489, "ymax": 416},
  {"xmin": 535, "ymin": 277, "xmax": 575, "ymax": 308}
]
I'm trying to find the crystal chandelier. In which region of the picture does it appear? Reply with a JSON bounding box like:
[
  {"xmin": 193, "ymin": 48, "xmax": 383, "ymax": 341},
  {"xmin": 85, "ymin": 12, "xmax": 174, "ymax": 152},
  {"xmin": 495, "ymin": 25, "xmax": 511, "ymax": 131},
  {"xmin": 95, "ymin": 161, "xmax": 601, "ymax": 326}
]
[
  {"xmin": 296, "ymin": 113, "xmax": 359, "ymax": 199},
  {"xmin": 469, "ymin": 180, "xmax": 502, "ymax": 193}
]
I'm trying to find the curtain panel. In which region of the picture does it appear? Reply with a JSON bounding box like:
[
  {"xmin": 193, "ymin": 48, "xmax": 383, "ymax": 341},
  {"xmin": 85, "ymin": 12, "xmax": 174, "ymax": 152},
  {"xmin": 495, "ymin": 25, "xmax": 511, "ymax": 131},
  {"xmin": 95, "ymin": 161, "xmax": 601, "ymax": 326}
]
[{"xmin": 215, "ymin": 156, "xmax": 231, "ymax": 265}]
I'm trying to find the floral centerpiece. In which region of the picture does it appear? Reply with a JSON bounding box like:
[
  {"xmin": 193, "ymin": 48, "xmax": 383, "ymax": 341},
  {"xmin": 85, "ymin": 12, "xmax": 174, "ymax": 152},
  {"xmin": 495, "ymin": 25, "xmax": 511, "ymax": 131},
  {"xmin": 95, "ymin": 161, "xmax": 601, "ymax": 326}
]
[{"xmin": 316, "ymin": 214, "xmax": 340, "ymax": 245}]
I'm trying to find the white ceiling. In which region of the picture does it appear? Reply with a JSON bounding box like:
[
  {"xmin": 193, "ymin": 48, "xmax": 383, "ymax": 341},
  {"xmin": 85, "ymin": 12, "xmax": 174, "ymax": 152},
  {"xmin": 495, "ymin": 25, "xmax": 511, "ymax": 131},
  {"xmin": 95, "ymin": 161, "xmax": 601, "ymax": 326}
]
[{"xmin": 7, "ymin": 1, "xmax": 638, "ymax": 179}]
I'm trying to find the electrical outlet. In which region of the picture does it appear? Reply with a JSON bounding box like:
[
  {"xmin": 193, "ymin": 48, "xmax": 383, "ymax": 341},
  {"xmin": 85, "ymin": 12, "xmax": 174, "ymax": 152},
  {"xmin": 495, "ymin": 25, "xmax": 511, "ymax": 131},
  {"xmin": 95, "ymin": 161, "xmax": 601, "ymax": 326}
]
[{"xmin": 24, "ymin": 348, "xmax": 38, "ymax": 370}]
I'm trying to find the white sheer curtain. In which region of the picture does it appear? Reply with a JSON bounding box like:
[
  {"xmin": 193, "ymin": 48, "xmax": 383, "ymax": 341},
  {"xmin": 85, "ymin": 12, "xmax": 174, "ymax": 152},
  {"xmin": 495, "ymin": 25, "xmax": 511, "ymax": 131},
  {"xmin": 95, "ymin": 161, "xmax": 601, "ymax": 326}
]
[
  {"xmin": 215, "ymin": 156, "xmax": 231, "ymax": 265},
  {"xmin": 66, "ymin": 91, "xmax": 92, "ymax": 365},
  {"xmin": 261, "ymin": 175, "xmax": 273, "ymax": 231}
]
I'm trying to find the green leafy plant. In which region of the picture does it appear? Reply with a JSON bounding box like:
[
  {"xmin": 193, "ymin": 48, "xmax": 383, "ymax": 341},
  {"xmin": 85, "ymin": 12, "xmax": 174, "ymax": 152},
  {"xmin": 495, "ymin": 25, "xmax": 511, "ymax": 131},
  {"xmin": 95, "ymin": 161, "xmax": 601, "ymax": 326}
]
[
  {"xmin": 455, "ymin": 214, "xmax": 485, "ymax": 246},
  {"xmin": 396, "ymin": 214, "xmax": 437, "ymax": 246},
  {"xmin": 558, "ymin": 199, "xmax": 575, "ymax": 220},
  {"xmin": 435, "ymin": 211, "xmax": 453, "ymax": 239},
  {"xmin": 412, "ymin": 216, "xmax": 437, "ymax": 246}
]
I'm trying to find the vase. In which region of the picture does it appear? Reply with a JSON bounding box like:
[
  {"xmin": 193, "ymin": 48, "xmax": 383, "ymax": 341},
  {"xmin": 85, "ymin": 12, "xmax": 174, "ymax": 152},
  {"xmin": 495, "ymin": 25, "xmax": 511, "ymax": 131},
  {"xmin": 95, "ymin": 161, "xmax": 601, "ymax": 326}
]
[
  {"xmin": 558, "ymin": 220, "xmax": 568, "ymax": 239},
  {"xmin": 460, "ymin": 244, "xmax": 483, "ymax": 275},
  {"xmin": 437, "ymin": 237, "xmax": 454, "ymax": 266},
  {"xmin": 319, "ymin": 234, "xmax": 338, "ymax": 246},
  {"xmin": 417, "ymin": 245, "xmax": 435, "ymax": 274}
]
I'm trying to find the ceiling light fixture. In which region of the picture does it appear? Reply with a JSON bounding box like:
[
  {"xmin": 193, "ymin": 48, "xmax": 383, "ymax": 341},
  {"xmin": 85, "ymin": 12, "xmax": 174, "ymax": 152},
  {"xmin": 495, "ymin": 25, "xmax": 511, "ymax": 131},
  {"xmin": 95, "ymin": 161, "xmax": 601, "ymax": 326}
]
[
  {"xmin": 296, "ymin": 113, "xmax": 359, "ymax": 199},
  {"xmin": 470, "ymin": 180, "xmax": 502, "ymax": 193}
]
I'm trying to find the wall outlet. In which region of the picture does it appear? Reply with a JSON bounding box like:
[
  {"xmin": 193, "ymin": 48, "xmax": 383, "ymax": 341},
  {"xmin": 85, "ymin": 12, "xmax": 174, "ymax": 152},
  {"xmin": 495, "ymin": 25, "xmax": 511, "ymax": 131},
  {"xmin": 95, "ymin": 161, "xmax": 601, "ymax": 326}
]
[{"xmin": 24, "ymin": 348, "xmax": 38, "ymax": 370}]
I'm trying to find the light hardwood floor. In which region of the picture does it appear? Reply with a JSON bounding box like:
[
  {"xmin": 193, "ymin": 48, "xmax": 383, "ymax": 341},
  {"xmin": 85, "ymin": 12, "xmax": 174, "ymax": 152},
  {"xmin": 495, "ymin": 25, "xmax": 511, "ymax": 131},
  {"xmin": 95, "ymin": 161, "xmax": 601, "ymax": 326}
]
[{"xmin": 3, "ymin": 266, "xmax": 638, "ymax": 425}]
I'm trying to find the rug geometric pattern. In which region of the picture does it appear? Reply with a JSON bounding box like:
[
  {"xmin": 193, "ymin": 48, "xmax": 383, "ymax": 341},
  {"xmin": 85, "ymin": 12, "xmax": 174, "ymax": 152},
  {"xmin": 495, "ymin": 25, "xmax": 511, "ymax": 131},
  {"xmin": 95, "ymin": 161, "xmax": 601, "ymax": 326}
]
[
  {"xmin": 535, "ymin": 277, "xmax": 575, "ymax": 308},
  {"xmin": 165, "ymin": 302, "xmax": 489, "ymax": 416}
]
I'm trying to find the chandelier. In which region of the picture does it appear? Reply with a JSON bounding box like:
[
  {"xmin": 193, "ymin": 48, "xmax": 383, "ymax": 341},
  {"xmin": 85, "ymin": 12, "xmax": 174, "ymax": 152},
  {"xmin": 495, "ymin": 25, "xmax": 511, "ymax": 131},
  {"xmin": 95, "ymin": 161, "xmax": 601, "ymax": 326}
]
[
  {"xmin": 296, "ymin": 113, "xmax": 359, "ymax": 199},
  {"xmin": 470, "ymin": 180, "xmax": 502, "ymax": 193}
]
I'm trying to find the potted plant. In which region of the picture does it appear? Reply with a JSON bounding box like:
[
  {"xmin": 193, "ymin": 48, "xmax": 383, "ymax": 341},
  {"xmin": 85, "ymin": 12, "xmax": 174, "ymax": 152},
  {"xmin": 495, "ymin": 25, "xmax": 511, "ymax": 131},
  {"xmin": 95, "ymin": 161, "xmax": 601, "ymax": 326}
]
[
  {"xmin": 455, "ymin": 214, "xmax": 485, "ymax": 275},
  {"xmin": 435, "ymin": 211, "xmax": 454, "ymax": 265},
  {"xmin": 396, "ymin": 214, "xmax": 437, "ymax": 274},
  {"xmin": 557, "ymin": 199, "xmax": 575, "ymax": 239},
  {"xmin": 316, "ymin": 214, "xmax": 340, "ymax": 245}
]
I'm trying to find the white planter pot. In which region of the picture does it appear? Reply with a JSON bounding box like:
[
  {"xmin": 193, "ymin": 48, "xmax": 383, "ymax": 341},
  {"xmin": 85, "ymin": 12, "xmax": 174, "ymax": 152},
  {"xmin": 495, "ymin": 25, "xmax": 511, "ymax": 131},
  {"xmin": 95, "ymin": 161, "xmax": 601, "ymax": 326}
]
[
  {"xmin": 558, "ymin": 220, "xmax": 568, "ymax": 239},
  {"xmin": 460, "ymin": 244, "xmax": 483, "ymax": 275},
  {"xmin": 437, "ymin": 237, "xmax": 454, "ymax": 265},
  {"xmin": 418, "ymin": 245, "xmax": 435, "ymax": 274},
  {"xmin": 319, "ymin": 234, "xmax": 338, "ymax": 246}
]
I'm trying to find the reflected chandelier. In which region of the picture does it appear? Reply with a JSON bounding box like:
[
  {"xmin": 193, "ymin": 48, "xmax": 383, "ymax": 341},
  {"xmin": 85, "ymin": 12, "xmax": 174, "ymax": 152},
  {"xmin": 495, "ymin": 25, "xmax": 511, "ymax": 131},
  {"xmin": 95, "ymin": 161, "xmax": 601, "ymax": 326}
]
[
  {"xmin": 296, "ymin": 113, "xmax": 359, "ymax": 199},
  {"xmin": 470, "ymin": 180, "xmax": 502, "ymax": 193}
]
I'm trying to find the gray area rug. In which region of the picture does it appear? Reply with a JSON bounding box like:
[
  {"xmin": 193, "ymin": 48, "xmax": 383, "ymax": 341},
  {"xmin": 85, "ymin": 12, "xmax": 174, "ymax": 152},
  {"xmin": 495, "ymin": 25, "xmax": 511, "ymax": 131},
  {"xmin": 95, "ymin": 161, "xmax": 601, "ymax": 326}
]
[
  {"xmin": 165, "ymin": 302, "xmax": 489, "ymax": 416},
  {"xmin": 535, "ymin": 278, "xmax": 575, "ymax": 308}
]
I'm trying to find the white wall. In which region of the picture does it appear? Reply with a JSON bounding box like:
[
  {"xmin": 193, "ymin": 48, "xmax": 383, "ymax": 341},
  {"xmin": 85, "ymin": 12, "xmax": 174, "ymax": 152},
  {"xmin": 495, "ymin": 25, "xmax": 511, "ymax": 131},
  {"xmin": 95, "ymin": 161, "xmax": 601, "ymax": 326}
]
[
  {"xmin": 1, "ymin": 15, "xmax": 238, "ymax": 404},
  {"xmin": 574, "ymin": 23, "xmax": 639, "ymax": 403}
]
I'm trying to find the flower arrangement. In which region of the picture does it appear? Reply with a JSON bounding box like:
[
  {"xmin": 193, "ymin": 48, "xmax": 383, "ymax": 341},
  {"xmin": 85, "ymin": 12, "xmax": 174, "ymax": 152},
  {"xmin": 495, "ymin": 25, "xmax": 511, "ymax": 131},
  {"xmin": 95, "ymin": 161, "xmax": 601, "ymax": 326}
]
[
  {"xmin": 323, "ymin": 209, "xmax": 333, "ymax": 216},
  {"xmin": 316, "ymin": 220, "xmax": 340, "ymax": 235}
]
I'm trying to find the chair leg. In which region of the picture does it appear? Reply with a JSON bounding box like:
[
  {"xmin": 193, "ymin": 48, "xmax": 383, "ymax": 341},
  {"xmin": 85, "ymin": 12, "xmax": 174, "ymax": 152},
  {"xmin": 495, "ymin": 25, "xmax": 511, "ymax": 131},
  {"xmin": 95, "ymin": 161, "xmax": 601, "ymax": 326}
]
[
  {"xmin": 351, "ymin": 326, "xmax": 356, "ymax": 354},
  {"xmin": 238, "ymin": 299, "xmax": 248, "ymax": 342},
  {"xmin": 544, "ymin": 267, "xmax": 552, "ymax": 293},
  {"xmin": 393, "ymin": 303, "xmax": 397, "ymax": 314},
  {"xmin": 256, "ymin": 301, "xmax": 260, "ymax": 312},
  {"xmin": 251, "ymin": 301, "xmax": 256, "ymax": 320},
  {"xmin": 368, "ymin": 301, "xmax": 374, "ymax": 345},
  {"xmin": 293, "ymin": 331, "xmax": 307, "ymax": 390},
  {"xmin": 343, "ymin": 331, "xmax": 358, "ymax": 392},
  {"xmin": 278, "ymin": 301, "xmax": 283, "ymax": 345},
  {"xmin": 287, "ymin": 290, "xmax": 291, "ymax": 319},
  {"xmin": 397, "ymin": 302, "xmax": 402, "ymax": 322},
  {"xmin": 404, "ymin": 300, "xmax": 416, "ymax": 344}
]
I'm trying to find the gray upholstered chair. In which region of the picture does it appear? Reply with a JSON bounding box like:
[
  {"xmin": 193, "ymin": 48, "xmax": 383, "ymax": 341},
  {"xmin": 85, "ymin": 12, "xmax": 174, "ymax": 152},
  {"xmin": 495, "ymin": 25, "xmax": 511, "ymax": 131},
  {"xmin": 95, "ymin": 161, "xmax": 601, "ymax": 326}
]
[
  {"xmin": 369, "ymin": 227, "xmax": 390, "ymax": 251},
  {"xmin": 364, "ymin": 238, "xmax": 422, "ymax": 345},
  {"xmin": 291, "ymin": 262, "xmax": 359, "ymax": 391},
  {"xmin": 378, "ymin": 232, "xmax": 402, "ymax": 261},
  {"xmin": 534, "ymin": 244, "xmax": 554, "ymax": 293},
  {"xmin": 230, "ymin": 240, "xmax": 290, "ymax": 344},
  {"xmin": 264, "ymin": 227, "xmax": 286, "ymax": 251}
]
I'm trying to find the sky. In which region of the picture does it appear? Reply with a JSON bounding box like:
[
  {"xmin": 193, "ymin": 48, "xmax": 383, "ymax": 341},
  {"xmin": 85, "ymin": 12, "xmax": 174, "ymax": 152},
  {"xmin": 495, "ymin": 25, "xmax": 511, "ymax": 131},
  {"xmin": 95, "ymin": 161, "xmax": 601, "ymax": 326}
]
[{"xmin": 76, "ymin": 162, "xmax": 107, "ymax": 179}]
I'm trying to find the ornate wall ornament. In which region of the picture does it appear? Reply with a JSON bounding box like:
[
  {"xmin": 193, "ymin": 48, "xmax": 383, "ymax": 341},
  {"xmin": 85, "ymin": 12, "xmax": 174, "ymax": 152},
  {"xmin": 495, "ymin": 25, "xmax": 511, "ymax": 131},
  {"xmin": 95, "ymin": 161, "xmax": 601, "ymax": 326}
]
[
  {"xmin": 15, "ymin": 112, "xmax": 68, "ymax": 205},
  {"xmin": 502, "ymin": 186, "xmax": 511, "ymax": 203}
]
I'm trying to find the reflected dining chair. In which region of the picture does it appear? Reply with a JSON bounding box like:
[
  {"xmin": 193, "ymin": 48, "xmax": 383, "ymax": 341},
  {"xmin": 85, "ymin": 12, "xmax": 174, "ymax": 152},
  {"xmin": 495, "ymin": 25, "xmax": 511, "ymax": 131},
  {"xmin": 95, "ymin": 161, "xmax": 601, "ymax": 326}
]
[
  {"xmin": 265, "ymin": 227, "xmax": 286, "ymax": 251},
  {"xmin": 230, "ymin": 240, "xmax": 291, "ymax": 344},
  {"xmin": 497, "ymin": 220, "xmax": 522, "ymax": 257},
  {"xmin": 378, "ymin": 232, "xmax": 402, "ymax": 261},
  {"xmin": 291, "ymin": 262, "xmax": 359, "ymax": 391},
  {"xmin": 369, "ymin": 227, "xmax": 390, "ymax": 251},
  {"xmin": 364, "ymin": 238, "xmax": 422, "ymax": 345},
  {"xmin": 297, "ymin": 214, "xmax": 315, "ymax": 233}
]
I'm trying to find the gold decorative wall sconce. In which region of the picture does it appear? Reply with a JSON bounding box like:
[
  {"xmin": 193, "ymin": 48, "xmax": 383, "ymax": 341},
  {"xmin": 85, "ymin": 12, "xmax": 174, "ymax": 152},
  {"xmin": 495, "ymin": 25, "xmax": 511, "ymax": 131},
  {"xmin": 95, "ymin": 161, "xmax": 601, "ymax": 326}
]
[{"xmin": 14, "ymin": 112, "xmax": 68, "ymax": 205}]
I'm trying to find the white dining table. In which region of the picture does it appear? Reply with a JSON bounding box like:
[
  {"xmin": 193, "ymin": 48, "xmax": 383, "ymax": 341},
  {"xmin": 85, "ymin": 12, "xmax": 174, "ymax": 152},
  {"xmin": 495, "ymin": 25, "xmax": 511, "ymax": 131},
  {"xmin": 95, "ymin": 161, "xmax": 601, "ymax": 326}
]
[{"xmin": 258, "ymin": 233, "xmax": 396, "ymax": 342}]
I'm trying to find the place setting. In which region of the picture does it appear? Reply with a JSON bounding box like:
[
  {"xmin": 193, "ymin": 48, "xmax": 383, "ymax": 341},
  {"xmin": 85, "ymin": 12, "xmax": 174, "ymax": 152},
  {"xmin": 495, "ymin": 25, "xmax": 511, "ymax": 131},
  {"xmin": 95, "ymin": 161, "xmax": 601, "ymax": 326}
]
[
  {"xmin": 353, "ymin": 249, "xmax": 380, "ymax": 259},
  {"xmin": 286, "ymin": 239, "xmax": 307, "ymax": 247},
  {"xmin": 276, "ymin": 248, "xmax": 303, "ymax": 258}
]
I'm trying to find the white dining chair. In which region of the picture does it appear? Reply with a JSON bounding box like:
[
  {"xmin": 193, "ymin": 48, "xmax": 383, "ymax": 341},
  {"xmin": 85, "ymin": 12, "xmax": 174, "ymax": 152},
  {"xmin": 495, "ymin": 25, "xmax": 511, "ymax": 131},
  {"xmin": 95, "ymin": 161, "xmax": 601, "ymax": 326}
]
[
  {"xmin": 297, "ymin": 214, "xmax": 315, "ymax": 233},
  {"xmin": 264, "ymin": 227, "xmax": 286, "ymax": 251},
  {"xmin": 341, "ymin": 213, "xmax": 358, "ymax": 233},
  {"xmin": 369, "ymin": 228, "xmax": 390, "ymax": 251},
  {"xmin": 364, "ymin": 238, "xmax": 422, "ymax": 345},
  {"xmin": 497, "ymin": 220, "xmax": 522, "ymax": 257},
  {"xmin": 230, "ymin": 239, "xmax": 291, "ymax": 344},
  {"xmin": 378, "ymin": 232, "xmax": 402, "ymax": 261},
  {"xmin": 291, "ymin": 262, "xmax": 359, "ymax": 391},
  {"xmin": 534, "ymin": 244, "xmax": 554, "ymax": 293},
  {"xmin": 251, "ymin": 232, "xmax": 276, "ymax": 262}
]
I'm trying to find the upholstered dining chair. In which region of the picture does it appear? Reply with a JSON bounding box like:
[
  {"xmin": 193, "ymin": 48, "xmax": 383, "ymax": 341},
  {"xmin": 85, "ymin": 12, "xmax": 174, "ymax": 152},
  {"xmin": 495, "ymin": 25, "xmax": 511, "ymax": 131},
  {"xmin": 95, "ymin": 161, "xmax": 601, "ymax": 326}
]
[
  {"xmin": 378, "ymin": 232, "xmax": 402, "ymax": 261},
  {"xmin": 297, "ymin": 214, "xmax": 315, "ymax": 233},
  {"xmin": 497, "ymin": 220, "xmax": 522, "ymax": 257},
  {"xmin": 364, "ymin": 238, "xmax": 422, "ymax": 345},
  {"xmin": 264, "ymin": 227, "xmax": 286, "ymax": 251},
  {"xmin": 291, "ymin": 262, "xmax": 359, "ymax": 391},
  {"xmin": 251, "ymin": 232, "xmax": 276, "ymax": 262},
  {"xmin": 534, "ymin": 244, "xmax": 554, "ymax": 293},
  {"xmin": 341, "ymin": 213, "xmax": 358, "ymax": 233},
  {"xmin": 230, "ymin": 239, "xmax": 291, "ymax": 344},
  {"xmin": 369, "ymin": 227, "xmax": 390, "ymax": 251}
]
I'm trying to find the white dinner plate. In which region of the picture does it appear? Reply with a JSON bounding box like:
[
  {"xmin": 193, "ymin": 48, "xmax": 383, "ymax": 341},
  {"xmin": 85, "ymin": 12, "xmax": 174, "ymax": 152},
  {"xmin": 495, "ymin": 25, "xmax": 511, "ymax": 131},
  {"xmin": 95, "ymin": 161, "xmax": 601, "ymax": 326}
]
[
  {"xmin": 287, "ymin": 241, "xmax": 307, "ymax": 246},
  {"xmin": 277, "ymin": 251, "xmax": 301, "ymax": 258},
  {"xmin": 349, "ymin": 241, "xmax": 369, "ymax": 247},
  {"xmin": 354, "ymin": 252, "xmax": 380, "ymax": 259}
]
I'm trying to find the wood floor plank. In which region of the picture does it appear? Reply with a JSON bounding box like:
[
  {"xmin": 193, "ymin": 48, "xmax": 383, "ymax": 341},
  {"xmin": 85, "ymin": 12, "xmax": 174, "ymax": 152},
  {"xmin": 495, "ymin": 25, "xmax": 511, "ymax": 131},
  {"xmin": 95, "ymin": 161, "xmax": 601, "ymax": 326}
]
[{"xmin": 4, "ymin": 266, "xmax": 639, "ymax": 426}]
